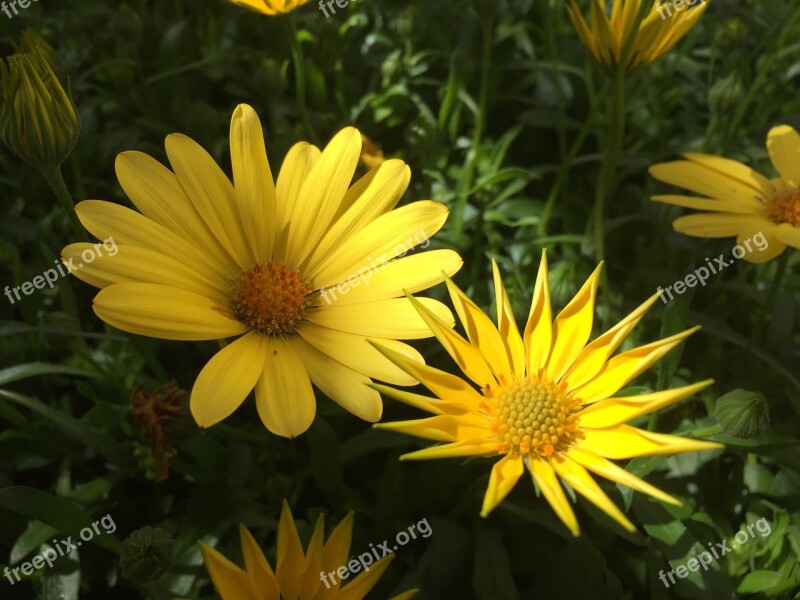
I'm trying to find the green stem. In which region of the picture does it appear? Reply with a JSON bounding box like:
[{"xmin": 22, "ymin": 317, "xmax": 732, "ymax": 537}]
[
  {"xmin": 284, "ymin": 15, "xmax": 319, "ymax": 144},
  {"xmin": 452, "ymin": 16, "xmax": 493, "ymax": 235},
  {"xmin": 40, "ymin": 165, "xmax": 86, "ymax": 240},
  {"xmin": 687, "ymin": 424, "xmax": 722, "ymax": 438},
  {"xmin": 762, "ymin": 250, "xmax": 789, "ymax": 333}
]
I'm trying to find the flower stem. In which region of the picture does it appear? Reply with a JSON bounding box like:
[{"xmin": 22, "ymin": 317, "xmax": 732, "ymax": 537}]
[
  {"xmin": 284, "ymin": 15, "xmax": 319, "ymax": 144},
  {"xmin": 40, "ymin": 165, "xmax": 86, "ymax": 240},
  {"xmin": 762, "ymin": 250, "xmax": 789, "ymax": 335}
]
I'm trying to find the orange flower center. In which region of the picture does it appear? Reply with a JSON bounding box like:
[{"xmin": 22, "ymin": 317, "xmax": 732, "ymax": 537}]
[
  {"xmin": 491, "ymin": 376, "xmax": 580, "ymax": 457},
  {"xmin": 765, "ymin": 188, "xmax": 800, "ymax": 226},
  {"xmin": 231, "ymin": 262, "xmax": 312, "ymax": 336}
]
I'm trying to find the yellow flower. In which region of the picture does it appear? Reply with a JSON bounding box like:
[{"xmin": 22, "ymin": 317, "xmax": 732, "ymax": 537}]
[
  {"xmin": 227, "ymin": 0, "xmax": 309, "ymax": 16},
  {"xmin": 372, "ymin": 254, "xmax": 722, "ymax": 536},
  {"xmin": 567, "ymin": 0, "xmax": 708, "ymax": 70},
  {"xmin": 62, "ymin": 104, "xmax": 461, "ymax": 437},
  {"xmin": 198, "ymin": 501, "xmax": 417, "ymax": 600},
  {"xmin": 0, "ymin": 53, "xmax": 80, "ymax": 170},
  {"xmin": 650, "ymin": 125, "xmax": 800, "ymax": 262}
]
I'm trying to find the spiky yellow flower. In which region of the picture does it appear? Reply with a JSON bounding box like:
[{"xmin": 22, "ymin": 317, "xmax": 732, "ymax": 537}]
[
  {"xmin": 227, "ymin": 0, "xmax": 309, "ymax": 16},
  {"xmin": 62, "ymin": 104, "xmax": 461, "ymax": 438},
  {"xmin": 372, "ymin": 255, "xmax": 722, "ymax": 536},
  {"xmin": 650, "ymin": 125, "xmax": 800, "ymax": 262},
  {"xmin": 567, "ymin": 0, "xmax": 708, "ymax": 70},
  {"xmin": 198, "ymin": 501, "xmax": 417, "ymax": 600}
]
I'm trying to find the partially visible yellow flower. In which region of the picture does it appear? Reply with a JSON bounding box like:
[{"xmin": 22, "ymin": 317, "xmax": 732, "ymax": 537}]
[
  {"xmin": 227, "ymin": 0, "xmax": 309, "ymax": 16},
  {"xmin": 360, "ymin": 134, "xmax": 385, "ymax": 171},
  {"xmin": 198, "ymin": 501, "xmax": 417, "ymax": 600},
  {"xmin": 0, "ymin": 53, "xmax": 80, "ymax": 169},
  {"xmin": 62, "ymin": 104, "xmax": 461, "ymax": 438},
  {"xmin": 372, "ymin": 254, "xmax": 722, "ymax": 536},
  {"xmin": 650, "ymin": 125, "xmax": 800, "ymax": 262},
  {"xmin": 567, "ymin": 0, "xmax": 709, "ymax": 70}
]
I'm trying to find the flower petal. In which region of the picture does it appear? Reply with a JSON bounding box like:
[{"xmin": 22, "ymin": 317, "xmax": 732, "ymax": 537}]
[
  {"xmin": 577, "ymin": 424, "xmax": 723, "ymax": 459},
  {"xmin": 767, "ymin": 125, "xmax": 800, "ymax": 187},
  {"xmin": 480, "ymin": 454, "xmax": 524, "ymax": 517},
  {"xmin": 93, "ymin": 283, "xmax": 247, "ymax": 341},
  {"xmin": 274, "ymin": 141, "xmax": 321, "ymax": 262},
  {"xmin": 528, "ymin": 457, "xmax": 579, "ymax": 536},
  {"xmin": 649, "ymin": 160, "xmax": 767, "ymax": 207},
  {"xmin": 190, "ymin": 331, "xmax": 267, "ymax": 427},
  {"xmin": 255, "ymin": 337, "xmax": 315, "ymax": 437},
  {"xmin": 198, "ymin": 541, "xmax": 260, "ymax": 600},
  {"xmin": 492, "ymin": 261, "xmax": 525, "ymax": 378},
  {"xmin": 239, "ymin": 525, "xmax": 280, "ymax": 599},
  {"xmin": 276, "ymin": 501, "xmax": 306, "ymax": 600},
  {"xmin": 523, "ymin": 251, "xmax": 553, "ymax": 375}
]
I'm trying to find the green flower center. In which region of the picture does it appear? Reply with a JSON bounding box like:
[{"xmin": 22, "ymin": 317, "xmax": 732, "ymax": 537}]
[
  {"xmin": 765, "ymin": 188, "xmax": 800, "ymax": 227},
  {"xmin": 491, "ymin": 377, "xmax": 580, "ymax": 457},
  {"xmin": 231, "ymin": 262, "xmax": 312, "ymax": 336}
]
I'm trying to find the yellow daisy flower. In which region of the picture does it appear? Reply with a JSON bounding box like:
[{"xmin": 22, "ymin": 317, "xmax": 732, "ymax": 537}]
[
  {"xmin": 227, "ymin": 0, "xmax": 309, "ymax": 16},
  {"xmin": 371, "ymin": 254, "xmax": 722, "ymax": 536},
  {"xmin": 62, "ymin": 104, "xmax": 461, "ymax": 437},
  {"xmin": 567, "ymin": 0, "xmax": 708, "ymax": 70},
  {"xmin": 198, "ymin": 501, "xmax": 417, "ymax": 600},
  {"xmin": 650, "ymin": 125, "xmax": 800, "ymax": 262}
]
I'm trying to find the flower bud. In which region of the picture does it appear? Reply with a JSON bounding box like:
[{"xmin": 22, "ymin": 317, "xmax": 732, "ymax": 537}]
[
  {"xmin": 709, "ymin": 73, "xmax": 745, "ymax": 121},
  {"xmin": 715, "ymin": 389, "xmax": 770, "ymax": 438},
  {"xmin": 120, "ymin": 526, "xmax": 175, "ymax": 584},
  {"xmin": 12, "ymin": 29, "xmax": 57, "ymax": 72},
  {"xmin": 0, "ymin": 53, "xmax": 80, "ymax": 170}
]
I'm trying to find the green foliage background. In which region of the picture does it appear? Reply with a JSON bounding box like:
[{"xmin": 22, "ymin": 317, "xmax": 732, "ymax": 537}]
[{"xmin": 0, "ymin": 0, "xmax": 799, "ymax": 598}]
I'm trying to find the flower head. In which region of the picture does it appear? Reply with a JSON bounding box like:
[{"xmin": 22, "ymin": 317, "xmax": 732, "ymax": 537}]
[
  {"xmin": 198, "ymin": 501, "xmax": 417, "ymax": 600},
  {"xmin": 372, "ymin": 254, "xmax": 722, "ymax": 535},
  {"xmin": 567, "ymin": 0, "xmax": 708, "ymax": 71},
  {"xmin": 227, "ymin": 0, "xmax": 309, "ymax": 16},
  {"xmin": 650, "ymin": 125, "xmax": 800, "ymax": 262},
  {"xmin": 62, "ymin": 104, "xmax": 461, "ymax": 438},
  {"xmin": 0, "ymin": 53, "xmax": 80, "ymax": 169}
]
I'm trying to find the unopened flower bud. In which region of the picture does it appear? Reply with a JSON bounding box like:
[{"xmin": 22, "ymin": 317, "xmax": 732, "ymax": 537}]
[
  {"xmin": 715, "ymin": 389, "xmax": 769, "ymax": 438},
  {"xmin": 120, "ymin": 526, "xmax": 175, "ymax": 584},
  {"xmin": 0, "ymin": 53, "xmax": 80, "ymax": 170}
]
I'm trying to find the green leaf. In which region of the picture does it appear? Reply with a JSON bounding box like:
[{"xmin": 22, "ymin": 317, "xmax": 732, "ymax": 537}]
[{"xmin": 0, "ymin": 362, "xmax": 95, "ymax": 387}]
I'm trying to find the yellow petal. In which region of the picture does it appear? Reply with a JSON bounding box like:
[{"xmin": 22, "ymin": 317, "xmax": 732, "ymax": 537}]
[
  {"xmin": 683, "ymin": 152, "xmax": 774, "ymax": 197},
  {"xmin": 276, "ymin": 501, "xmax": 305, "ymax": 600},
  {"xmin": 293, "ymin": 337, "xmax": 382, "ymax": 422},
  {"xmin": 566, "ymin": 447, "xmax": 681, "ymax": 506},
  {"xmin": 300, "ymin": 325, "xmax": 419, "ymax": 386},
  {"xmin": 767, "ymin": 125, "xmax": 800, "ymax": 186},
  {"xmin": 377, "ymin": 413, "xmax": 487, "ymax": 443},
  {"xmin": 389, "ymin": 591, "xmax": 419, "ymax": 600},
  {"xmin": 274, "ymin": 141, "xmax": 321, "ymax": 261},
  {"xmin": 198, "ymin": 541, "xmax": 260, "ymax": 600},
  {"xmin": 62, "ymin": 243, "xmax": 230, "ymax": 304},
  {"xmin": 368, "ymin": 340, "xmax": 485, "ymax": 407},
  {"xmin": 545, "ymin": 263, "xmax": 602, "ymax": 381},
  {"xmin": 255, "ymin": 338, "xmax": 315, "ymax": 437},
  {"xmin": 649, "ymin": 160, "xmax": 767, "ymax": 207},
  {"xmin": 562, "ymin": 292, "xmax": 658, "ymax": 390},
  {"xmin": 368, "ymin": 382, "xmax": 455, "ymax": 416},
  {"xmin": 335, "ymin": 554, "xmax": 394, "ymax": 600},
  {"xmin": 74, "ymin": 200, "xmax": 232, "ymax": 282},
  {"xmin": 286, "ymin": 127, "xmax": 361, "ymax": 265},
  {"xmin": 190, "ymin": 331, "xmax": 267, "ymax": 427},
  {"xmin": 444, "ymin": 275, "xmax": 512, "ymax": 378},
  {"xmin": 306, "ymin": 297, "xmax": 452, "ymax": 339},
  {"xmin": 115, "ymin": 151, "xmax": 239, "ymax": 275},
  {"xmin": 774, "ymin": 224, "xmax": 800, "ymax": 250},
  {"xmin": 578, "ymin": 424, "xmax": 723, "ymax": 459},
  {"xmin": 528, "ymin": 457, "xmax": 579, "ymax": 536},
  {"xmin": 673, "ymin": 213, "xmax": 773, "ymax": 238},
  {"xmin": 165, "ymin": 133, "xmax": 251, "ymax": 268},
  {"xmin": 403, "ymin": 293, "xmax": 496, "ymax": 386},
  {"xmin": 573, "ymin": 327, "xmax": 700, "ymax": 403},
  {"xmin": 305, "ymin": 159, "xmax": 410, "ymax": 274},
  {"xmin": 93, "ymin": 282, "xmax": 247, "ymax": 341},
  {"xmin": 400, "ymin": 440, "xmax": 494, "ymax": 461},
  {"xmin": 492, "ymin": 261, "xmax": 525, "ymax": 378},
  {"xmin": 314, "ymin": 250, "xmax": 462, "ymax": 305},
  {"xmin": 239, "ymin": 525, "xmax": 280, "ymax": 599},
  {"xmin": 230, "ymin": 104, "xmax": 276, "ymax": 263},
  {"xmin": 523, "ymin": 251, "xmax": 553, "ymax": 375},
  {"xmin": 311, "ymin": 201, "xmax": 449, "ymax": 288},
  {"xmin": 321, "ymin": 512, "xmax": 353, "ymax": 576},
  {"xmin": 736, "ymin": 228, "xmax": 785, "ymax": 263},
  {"xmin": 651, "ymin": 194, "xmax": 762, "ymax": 214},
  {"xmin": 578, "ymin": 380, "xmax": 713, "ymax": 428},
  {"xmin": 298, "ymin": 516, "xmax": 325, "ymax": 599},
  {"xmin": 480, "ymin": 454, "xmax": 524, "ymax": 517}
]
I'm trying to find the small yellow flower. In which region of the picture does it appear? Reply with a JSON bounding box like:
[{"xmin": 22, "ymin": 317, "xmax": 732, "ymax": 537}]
[
  {"xmin": 650, "ymin": 125, "xmax": 800, "ymax": 262},
  {"xmin": 227, "ymin": 0, "xmax": 309, "ymax": 16},
  {"xmin": 372, "ymin": 254, "xmax": 722, "ymax": 536},
  {"xmin": 198, "ymin": 501, "xmax": 417, "ymax": 600},
  {"xmin": 567, "ymin": 0, "xmax": 708, "ymax": 70},
  {"xmin": 62, "ymin": 104, "xmax": 461, "ymax": 438},
  {"xmin": 0, "ymin": 53, "xmax": 80, "ymax": 170}
]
